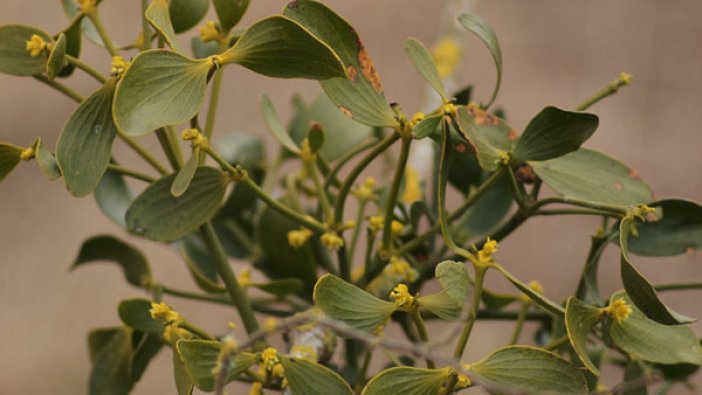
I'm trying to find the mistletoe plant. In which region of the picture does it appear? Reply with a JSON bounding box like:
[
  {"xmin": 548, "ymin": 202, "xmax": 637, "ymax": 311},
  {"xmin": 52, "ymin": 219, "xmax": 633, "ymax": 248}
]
[{"xmin": 2, "ymin": 0, "xmax": 701, "ymax": 394}]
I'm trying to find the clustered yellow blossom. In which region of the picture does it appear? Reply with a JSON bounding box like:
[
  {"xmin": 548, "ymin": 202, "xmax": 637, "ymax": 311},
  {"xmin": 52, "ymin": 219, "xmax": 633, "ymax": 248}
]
[
  {"xmin": 390, "ymin": 284, "xmax": 415, "ymax": 309},
  {"xmin": 150, "ymin": 302, "xmax": 180, "ymax": 323},
  {"xmin": 391, "ymin": 220, "xmax": 405, "ymax": 236},
  {"xmin": 320, "ymin": 231, "xmax": 344, "ymax": 251},
  {"xmin": 401, "ymin": 165, "xmax": 422, "ymax": 203},
  {"xmin": 352, "ymin": 176, "xmax": 377, "ymax": 201},
  {"xmin": 248, "ymin": 382, "xmax": 264, "ymax": 395},
  {"xmin": 258, "ymin": 347, "xmax": 285, "ymax": 381},
  {"xmin": 77, "ymin": 0, "xmax": 97, "ymax": 14},
  {"xmin": 368, "ymin": 215, "xmax": 384, "ymax": 234},
  {"xmin": 520, "ymin": 280, "xmax": 544, "ymax": 303},
  {"xmin": 287, "ymin": 227, "xmax": 313, "ymax": 248},
  {"xmin": 456, "ymin": 373, "xmax": 472, "ymax": 389},
  {"xmin": 440, "ymin": 103, "xmax": 458, "ymax": 117},
  {"xmin": 431, "ymin": 36, "xmax": 462, "ymax": 78},
  {"xmin": 409, "ymin": 112, "xmax": 425, "ymax": 128},
  {"xmin": 199, "ymin": 21, "xmax": 221, "ymax": 43},
  {"xmin": 181, "ymin": 128, "xmax": 208, "ymax": 149},
  {"xmin": 110, "ymin": 56, "xmax": 127, "ymax": 78},
  {"xmin": 19, "ymin": 145, "xmax": 35, "ymax": 161},
  {"xmin": 299, "ymin": 139, "xmax": 315, "ymax": 162},
  {"xmin": 498, "ymin": 151, "xmax": 511, "ymax": 165},
  {"xmin": 477, "ymin": 238, "xmax": 498, "ymax": 265},
  {"xmin": 618, "ymin": 72, "xmax": 633, "ymax": 86},
  {"xmin": 384, "ymin": 256, "xmax": 418, "ymax": 282},
  {"xmin": 238, "ymin": 268, "xmax": 251, "ymax": 287},
  {"xmin": 163, "ymin": 325, "xmax": 191, "ymax": 343},
  {"xmin": 263, "ymin": 317, "xmax": 278, "ymax": 333},
  {"xmin": 629, "ymin": 204, "xmax": 655, "ymax": 220},
  {"xmin": 604, "ymin": 298, "xmax": 633, "ymax": 323},
  {"xmin": 25, "ymin": 34, "xmax": 48, "ymax": 57}
]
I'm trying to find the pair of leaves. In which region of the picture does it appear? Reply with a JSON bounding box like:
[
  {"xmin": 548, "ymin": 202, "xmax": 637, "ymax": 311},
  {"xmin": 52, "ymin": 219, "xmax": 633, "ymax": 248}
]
[
  {"xmin": 362, "ymin": 346, "xmax": 587, "ymax": 395},
  {"xmin": 114, "ymin": 11, "xmax": 346, "ymax": 136}
]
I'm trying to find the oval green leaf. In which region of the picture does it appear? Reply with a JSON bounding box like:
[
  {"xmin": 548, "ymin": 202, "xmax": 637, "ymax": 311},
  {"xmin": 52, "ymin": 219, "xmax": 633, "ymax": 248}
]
[
  {"xmin": 281, "ymin": 356, "xmax": 354, "ymax": 395},
  {"xmin": 177, "ymin": 339, "xmax": 257, "ymax": 391},
  {"xmin": 608, "ymin": 291, "xmax": 702, "ymax": 365},
  {"xmin": 413, "ymin": 113, "xmax": 442, "ymax": 140},
  {"xmin": 565, "ymin": 297, "xmax": 604, "ymax": 375},
  {"xmin": 469, "ymin": 345, "xmax": 588, "ymax": 395},
  {"xmin": 619, "ymin": 218, "xmax": 694, "ymax": 325},
  {"xmin": 95, "ymin": 167, "xmax": 134, "ymax": 227},
  {"xmin": 284, "ymin": 0, "xmax": 398, "ymax": 127},
  {"xmin": 61, "ymin": 0, "xmax": 104, "ymax": 47},
  {"xmin": 34, "ymin": 138, "xmax": 62, "ymax": 181},
  {"xmin": 455, "ymin": 170, "xmax": 513, "ymax": 240},
  {"xmin": 46, "ymin": 33, "xmax": 67, "ymax": 80},
  {"xmin": 170, "ymin": 0, "xmax": 209, "ymax": 34},
  {"xmin": 146, "ymin": 0, "xmax": 186, "ymax": 54},
  {"xmin": 113, "ymin": 49, "xmax": 210, "ymax": 137},
  {"xmin": 180, "ymin": 234, "xmax": 225, "ymax": 293},
  {"xmin": 454, "ymin": 106, "xmax": 517, "ymax": 171},
  {"xmin": 458, "ymin": 13, "xmax": 502, "ymax": 107},
  {"xmin": 260, "ymin": 94, "xmax": 300, "ymax": 153},
  {"xmin": 171, "ymin": 153, "xmax": 200, "ymax": 197},
  {"xmin": 405, "ymin": 38, "xmax": 447, "ymax": 100},
  {"xmin": 435, "ymin": 260, "xmax": 470, "ymax": 305},
  {"xmin": 118, "ymin": 298, "xmax": 164, "ymax": 334},
  {"xmin": 221, "ymin": 15, "xmax": 345, "ymax": 80},
  {"xmin": 627, "ymin": 199, "xmax": 702, "ymax": 257},
  {"xmin": 0, "ymin": 142, "xmax": 22, "ymax": 183},
  {"xmin": 70, "ymin": 235, "xmax": 152, "ymax": 287},
  {"xmin": 493, "ymin": 264, "xmax": 565, "ymax": 316},
  {"xmin": 212, "ymin": 0, "xmax": 250, "ymax": 33},
  {"xmin": 418, "ymin": 290, "xmax": 463, "ymax": 321},
  {"xmin": 126, "ymin": 167, "xmax": 229, "ymax": 242},
  {"xmin": 314, "ymin": 274, "xmax": 395, "ymax": 333},
  {"xmin": 530, "ymin": 148, "xmax": 654, "ymax": 207},
  {"xmin": 513, "ymin": 107, "xmax": 599, "ymax": 162},
  {"xmin": 56, "ymin": 12, "xmax": 83, "ymax": 78},
  {"xmin": 56, "ymin": 79, "xmax": 118, "ymax": 197},
  {"xmin": 0, "ymin": 24, "xmax": 52, "ymax": 76},
  {"xmin": 361, "ymin": 367, "xmax": 451, "ymax": 395},
  {"xmin": 88, "ymin": 327, "xmax": 134, "ymax": 395}
]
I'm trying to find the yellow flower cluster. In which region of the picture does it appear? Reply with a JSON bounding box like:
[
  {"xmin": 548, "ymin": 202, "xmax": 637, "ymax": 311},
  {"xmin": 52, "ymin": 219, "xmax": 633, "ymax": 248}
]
[
  {"xmin": 77, "ymin": 0, "xmax": 97, "ymax": 14},
  {"xmin": 181, "ymin": 128, "xmax": 209, "ymax": 149},
  {"xmin": 321, "ymin": 231, "xmax": 344, "ymax": 251},
  {"xmin": 431, "ymin": 36, "xmax": 462, "ymax": 78},
  {"xmin": 384, "ymin": 256, "xmax": 418, "ymax": 282},
  {"xmin": 238, "ymin": 268, "xmax": 251, "ymax": 287},
  {"xmin": 618, "ymin": 72, "xmax": 633, "ymax": 86},
  {"xmin": 456, "ymin": 373, "xmax": 472, "ymax": 389},
  {"xmin": 110, "ymin": 56, "xmax": 127, "ymax": 78},
  {"xmin": 259, "ymin": 347, "xmax": 285, "ymax": 380},
  {"xmin": 352, "ymin": 177, "xmax": 377, "ymax": 201},
  {"xmin": 368, "ymin": 215, "xmax": 384, "ymax": 233},
  {"xmin": 390, "ymin": 284, "xmax": 415, "ymax": 310},
  {"xmin": 287, "ymin": 227, "xmax": 313, "ymax": 248},
  {"xmin": 604, "ymin": 298, "xmax": 633, "ymax": 323},
  {"xmin": 25, "ymin": 35, "xmax": 48, "ymax": 57},
  {"xmin": 477, "ymin": 238, "xmax": 498, "ymax": 265},
  {"xmin": 199, "ymin": 21, "xmax": 220, "ymax": 43},
  {"xmin": 299, "ymin": 139, "xmax": 316, "ymax": 162},
  {"xmin": 150, "ymin": 302, "xmax": 180, "ymax": 323},
  {"xmin": 409, "ymin": 112, "xmax": 425, "ymax": 128},
  {"xmin": 19, "ymin": 146, "xmax": 35, "ymax": 161},
  {"xmin": 440, "ymin": 103, "xmax": 457, "ymax": 117},
  {"xmin": 401, "ymin": 165, "xmax": 422, "ymax": 203}
]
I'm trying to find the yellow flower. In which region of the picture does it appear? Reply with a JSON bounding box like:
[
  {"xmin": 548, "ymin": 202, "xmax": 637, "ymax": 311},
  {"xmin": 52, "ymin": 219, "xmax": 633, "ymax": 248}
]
[
  {"xmin": 19, "ymin": 146, "xmax": 35, "ymax": 161},
  {"xmin": 384, "ymin": 256, "xmax": 418, "ymax": 282},
  {"xmin": 352, "ymin": 176, "xmax": 377, "ymax": 201},
  {"xmin": 199, "ymin": 21, "xmax": 220, "ymax": 43},
  {"xmin": 320, "ymin": 231, "xmax": 344, "ymax": 251},
  {"xmin": 368, "ymin": 215, "xmax": 384, "ymax": 234},
  {"xmin": 477, "ymin": 238, "xmax": 498, "ymax": 264},
  {"xmin": 25, "ymin": 34, "xmax": 48, "ymax": 57},
  {"xmin": 162, "ymin": 324, "xmax": 191, "ymax": 343},
  {"xmin": 181, "ymin": 128, "xmax": 208, "ymax": 149},
  {"xmin": 389, "ymin": 284, "xmax": 415, "ymax": 309},
  {"xmin": 248, "ymin": 382, "xmax": 264, "ymax": 395},
  {"xmin": 238, "ymin": 268, "xmax": 252, "ymax": 287},
  {"xmin": 287, "ymin": 228, "xmax": 313, "ymax": 248},
  {"xmin": 456, "ymin": 373, "xmax": 472, "ymax": 388},
  {"xmin": 520, "ymin": 280, "xmax": 544, "ymax": 303},
  {"xmin": 401, "ymin": 165, "xmax": 422, "ymax": 203},
  {"xmin": 498, "ymin": 151, "xmax": 511, "ymax": 165},
  {"xmin": 391, "ymin": 220, "xmax": 404, "ymax": 236},
  {"xmin": 77, "ymin": 0, "xmax": 97, "ymax": 14},
  {"xmin": 604, "ymin": 298, "xmax": 632, "ymax": 323},
  {"xmin": 409, "ymin": 111, "xmax": 425, "ymax": 128},
  {"xmin": 149, "ymin": 302, "xmax": 180, "ymax": 323},
  {"xmin": 619, "ymin": 72, "xmax": 633, "ymax": 85},
  {"xmin": 431, "ymin": 36, "xmax": 462, "ymax": 78},
  {"xmin": 261, "ymin": 347, "xmax": 280, "ymax": 371},
  {"xmin": 440, "ymin": 103, "xmax": 457, "ymax": 117},
  {"xmin": 110, "ymin": 56, "xmax": 127, "ymax": 78},
  {"xmin": 299, "ymin": 138, "xmax": 315, "ymax": 162},
  {"xmin": 263, "ymin": 317, "xmax": 278, "ymax": 333}
]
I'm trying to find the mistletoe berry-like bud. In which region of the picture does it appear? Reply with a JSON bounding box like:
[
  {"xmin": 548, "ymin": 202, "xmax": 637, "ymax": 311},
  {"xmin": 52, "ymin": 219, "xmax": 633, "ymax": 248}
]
[
  {"xmin": 603, "ymin": 298, "xmax": 633, "ymax": 323},
  {"xmin": 181, "ymin": 128, "xmax": 209, "ymax": 149},
  {"xmin": 320, "ymin": 231, "xmax": 344, "ymax": 251},
  {"xmin": 287, "ymin": 228, "xmax": 313, "ymax": 248},
  {"xmin": 110, "ymin": 56, "xmax": 127, "ymax": 78}
]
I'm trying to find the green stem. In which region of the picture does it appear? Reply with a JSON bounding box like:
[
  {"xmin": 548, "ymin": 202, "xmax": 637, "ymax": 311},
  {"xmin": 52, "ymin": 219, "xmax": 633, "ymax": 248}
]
[
  {"xmin": 533, "ymin": 196, "xmax": 627, "ymax": 216},
  {"xmin": 412, "ymin": 310, "xmax": 435, "ymax": 368},
  {"xmin": 542, "ymin": 335, "xmax": 569, "ymax": 351},
  {"xmin": 509, "ymin": 302, "xmax": 529, "ymax": 345},
  {"xmin": 88, "ymin": 12, "xmax": 119, "ymax": 57},
  {"xmin": 394, "ymin": 168, "xmax": 504, "ymax": 257},
  {"xmin": 348, "ymin": 200, "xmax": 368, "ymax": 262},
  {"xmin": 337, "ymin": 246, "xmax": 351, "ymax": 281},
  {"xmin": 323, "ymin": 138, "xmax": 378, "ymax": 190},
  {"xmin": 33, "ymin": 75, "xmax": 84, "ymax": 103},
  {"xmin": 140, "ymin": 0, "xmax": 151, "ymax": 50},
  {"xmin": 107, "ymin": 164, "xmax": 155, "ymax": 183},
  {"xmin": 305, "ymin": 160, "xmax": 333, "ymax": 224},
  {"xmin": 534, "ymin": 208, "xmax": 621, "ymax": 217},
  {"xmin": 654, "ymin": 282, "xmax": 702, "ymax": 292},
  {"xmin": 382, "ymin": 136, "xmax": 412, "ymax": 251},
  {"xmin": 206, "ymin": 147, "xmax": 327, "ymax": 233},
  {"xmin": 507, "ymin": 165, "xmax": 528, "ymax": 208},
  {"xmin": 355, "ymin": 346, "xmax": 374, "ymax": 389},
  {"xmin": 180, "ymin": 321, "xmax": 216, "ymax": 341},
  {"xmin": 334, "ymin": 133, "xmax": 400, "ymax": 226},
  {"xmin": 116, "ymin": 130, "xmax": 169, "ymax": 175},
  {"xmin": 202, "ymin": 41, "xmax": 227, "ymax": 155},
  {"xmin": 155, "ymin": 128, "xmax": 182, "ymax": 171},
  {"xmin": 165, "ymin": 125, "xmax": 184, "ymax": 165},
  {"xmin": 453, "ymin": 265, "xmax": 487, "ymax": 359},
  {"xmin": 201, "ymin": 223, "xmax": 259, "ymax": 334},
  {"xmin": 576, "ymin": 74, "xmax": 631, "ymax": 111},
  {"xmin": 65, "ymin": 55, "xmax": 107, "ymax": 83}
]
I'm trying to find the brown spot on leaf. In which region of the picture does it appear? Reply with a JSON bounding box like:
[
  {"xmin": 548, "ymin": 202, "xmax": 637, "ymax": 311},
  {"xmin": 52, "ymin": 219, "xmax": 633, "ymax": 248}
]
[
  {"xmin": 358, "ymin": 43, "xmax": 384, "ymax": 94},
  {"xmin": 614, "ymin": 181, "xmax": 624, "ymax": 191},
  {"xmin": 508, "ymin": 129, "xmax": 519, "ymax": 141},
  {"xmin": 456, "ymin": 143, "xmax": 466, "ymax": 153},
  {"xmin": 339, "ymin": 106, "xmax": 353, "ymax": 118},
  {"xmin": 346, "ymin": 65, "xmax": 358, "ymax": 81},
  {"xmin": 628, "ymin": 168, "xmax": 641, "ymax": 180},
  {"xmin": 516, "ymin": 165, "xmax": 537, "ymax": 184}
]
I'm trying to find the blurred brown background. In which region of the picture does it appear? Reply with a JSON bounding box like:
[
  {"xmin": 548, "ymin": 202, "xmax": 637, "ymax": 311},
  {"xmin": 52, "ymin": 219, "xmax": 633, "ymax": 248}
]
[{"xmin": 1, "ymin": 0, "xmax": 701, "ymax": 393}]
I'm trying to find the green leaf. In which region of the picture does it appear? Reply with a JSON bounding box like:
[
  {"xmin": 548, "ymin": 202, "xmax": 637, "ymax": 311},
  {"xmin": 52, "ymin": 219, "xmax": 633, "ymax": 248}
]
[
  {"xmin": 458, "ymin": 13, "xmax": 502, "ymax": 107},
  {"xmin": 608, "ymin": 291, "xmax": 702, "ymax": 365},
  {"xmin": 481, "ymin": 288, "xmax": 518, "ymax": 311},
  {"xmin": 191, "ymin": 35, "xmax": 219, "ymax": 59},
  {"xmin": 46, "ymin": 33, "xmax": 67, "ymax": 80},
  {"xmin": 35, "ymin": 138, "xmax": 62, "ymax": 181},
  {"xmin": 455, "ymin": 170, "xmax": 513, "ymax": 240},
  {"xmin": 622, "ymin": 360, "xmax": 647, "ymax": 395},
  {"xmin": 0, "ymin": 142, "xmax": 22, "ymax": 182},
  {"xmin": 564, "ymin": 297, "xmax": 604, "ymax": 375},
  {"xmin": 468, "ymin": 345, "xmax": 588, "ymax": 395},
  {"xmin": 130, "ymin": 331, "xmax": 163, "ymax": 382},
  {"xmin": 88, "ymin": 327, "xmax": 134, "ymax": 395},
  {"xmin": 180, "ymin": 235, "xmax": 224, "ymax": 293},
  {"xmin": 435, "ymin": 260, "xmax": 470, "ymax": 305},
  {"xmin": 513, "ymin": 107, "xmax": 599, "ymax": 161},
  {"xmin": 113, "ymin": 50, "xmax": 210, "ymax": 137},
  {"xmin": 221, "ymin": 15, "xmax": 345, "ymax": 80},
  {"xmin": 169, "ymin": 0, "xmax": 209, "ymax": 34},
  {"xmin": 0, "ymin": 24, "xmax": 52, "ymax": 76},
  {"xmin": 281, "ymin": 356, "xmax": 355, "ymax": 395},
  {"xmin": 314, "ymin": 274, "xmax": 395, "ymax": 332},
  {"xmin": 255, "ymin": 197, "xmax": 318, "ymax": 291},
  {"xmin": 284, "ymin": 0, "xmax": 397, "ymax": 128},
  {"xmin": 146, "ymin": 0, "xmax": 186, "ymax": 53},
  {"xmin": 530, "ymin": 148, "xmax": 654, "ymax": 207},
  {"xmin": 448, "ymin": 140, "xmax": 485, "ymax": 194},
  {"xmin": 56, "ymin": 79, "xmax": 118, "ymax": 197},
  {"xmin": 361, "ymin": 367, "xmax": 450, "ymax": 395},
  {"xmin": 253, "ymin": 278, "xmax": 304, "ymax": 297},
  {"xmin": 177, "ymin": 339, "xmax": 257, "ymax": 391},
  {"xmin": 454, "ymin": 106, "xmax": 517, "ymax": 171},
  {"xmin": 56, "ymin": 15, "xmax": 82, "ymax": 77},
  {"xmin": 171, "ymin": 154, "xmax": 200, "ymax": 197},
  {"xmin": 261, "ymin": 94, "xmax": 300, "ymax": 153},
  {"xmin": 619, "ymin": 218, "xmax": 694, "ymax": 325},
  {"xmin": 289, "ymin": 93, "xmax": 373, "ymax": 159},
  {"xmin": 413, "ymin": 113, "xmax": 442, "ymax": 140},
  {"xmin": 493, "ymin": 265, "xmax": 564, "ymax": 316},
  {"xmin": 212, "ymin": 0, "xmax": 250, "ymax": 33},
  {"xmin": 126, "ymin": 167, "xmax": 229, "ymax": 242},
  {"xmin": 418, "ymin": 290, "xmax": 463, "ymax": 321},
  {"xmin": 71, "ymin": 235, "xmax": 152, "ymax": 287},
  {"xmin": 626, "ymin": 199, "xmax": 702, "ymax": 256},
  {"xmin": 95, "ymin": 168, "xmax": 133, "ymax": 227},
  {"xmin": 173, "ymin": 345, "xmax": 195, "ymax": 395},
  {"xmin": 405, "ymin": 38, "xmax": 447, "ymax": 100},
  {"xmin": 61, "ymin": 0, "xmax": 104, "ymax": 47},
  {"xmin": 118, "ymin": 298, "xmax": 164, "ymax": 334}
]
